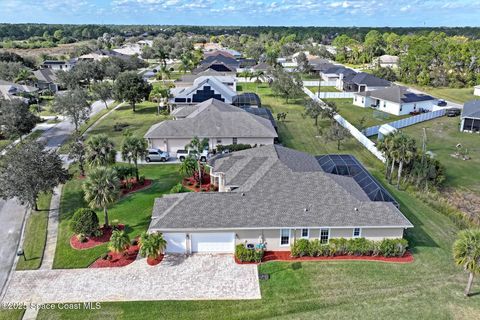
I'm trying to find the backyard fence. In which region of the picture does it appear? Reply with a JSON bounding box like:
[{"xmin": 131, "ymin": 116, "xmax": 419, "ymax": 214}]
[
  {"xmin": 303, "ymin": 87, "xmax": 386, "ymax": 163},
  {"xmin": 317, "ymin": 92, "xmax": 354, "ymax": 99},
  {"xmin": 363, "ymin": 109, "xmax": 447, "ymax": 137},
  {"xmin": 303, "ymin": 80, "xmax": 337, "ymax": 87}
]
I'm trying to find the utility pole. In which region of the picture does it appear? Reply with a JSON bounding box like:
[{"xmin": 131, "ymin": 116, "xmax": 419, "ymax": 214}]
[{"xmin": 317, "ymin": 72, "xmax": 321, "ymax": 99}]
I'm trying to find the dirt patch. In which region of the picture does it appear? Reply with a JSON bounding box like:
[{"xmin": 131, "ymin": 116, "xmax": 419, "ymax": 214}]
[
  {"xmin": 0, "ymin": 41, "xmax": 90, "ymax": 58},
  {"xmin": 442, "ymin": 188, "xmax": 480, "ymax": 225}
]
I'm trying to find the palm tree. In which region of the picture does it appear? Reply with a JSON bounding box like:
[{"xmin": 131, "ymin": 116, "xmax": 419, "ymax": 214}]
[
  {"xmin": 156, "ymin": 65, "xmax": 171, "ymax": 85},
  {"xmin": 108, "ymin": 230, "xmax": 130, "ymax": 254},
  {"xmin": 121, "ymin": 136, "xmax": 148, "ymax": 181},
  {"xmin": 179, "ymin": 155, "xmax": 197, "ymax": 178},
  {"xmin": 15, "ymin": 69, "xmax": 33, "ymax": 85},
  {"xmin": 139, "ymin": 232, "xmax": 167, "ymax": 260},
  {"xmin": 85, "ymin": 134, "xmax": 116, "ymax": 167},
  {"xmin": 377, "ymin": 134, "xmax": 395, "ymax": 180},
  {"xmin": 185, "ymin": 136, "xmax": 209, "ymax": 186},
  {"xmin": 83, "ymin": 166, "xmax": 120, "ymax": 227},
  {"xmin": 453, "ymin": 229, "xmax": 480, "ymax": 296},
  {"xmin": 395, "ymin": 133, "xmax": 416, "ymax": 189},
  {"xmin": 388, "ymin": 133, "xmax": 401, "ymax": 184}
]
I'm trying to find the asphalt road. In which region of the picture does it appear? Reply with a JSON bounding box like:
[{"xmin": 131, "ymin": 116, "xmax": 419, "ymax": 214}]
[{"xmin": 0, "ymin": 99, "xmax": 110, "ymax": 297}]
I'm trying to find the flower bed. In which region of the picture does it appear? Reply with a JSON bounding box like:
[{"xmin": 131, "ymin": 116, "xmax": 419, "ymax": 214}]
[
  {"xmin": 121, "ymin": 178, "xmax": 152, "ymax": 196},
  {"xmin": 70, "ymin": 224, "xmax": 125, "ymax": 250},
  {"xmin": 89, "ymin": 239, "xmax": 139, "ymax": 268},
  {"xmin": 182, "ymin": 176, "xmax": 216, "ymax": 192}
]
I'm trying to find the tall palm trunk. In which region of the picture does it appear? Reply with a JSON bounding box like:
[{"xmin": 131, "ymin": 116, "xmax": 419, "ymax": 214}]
[
  {"xmin": 389, "ymin": 157, "xmax": 396, "ymax": 183},
  {"xmin": 384, "ymin": 157, "xmax": 390, "ymax": 179},
  {"xmin": 465, "ymin": 272, "xmax": 474, "ymax": 296},
  {"xmin": 197, "ymin": 160, "xmax": 202, "ymax": 187},
  {"xmin": 134, "ymin": 159, "xmax": 139, "ymax": 181},
  {"xmin": 104, "ymin": 207, "xmax": 109, "ymax": 227},
  {"xmin": 397, "ymin": 161, "xmax": 404, "ymax": 189}
]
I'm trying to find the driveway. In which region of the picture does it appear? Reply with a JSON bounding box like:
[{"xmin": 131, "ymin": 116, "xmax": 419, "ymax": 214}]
[{"xmin": 3, "ymin": 254, "xmax": 261, "ymax": 303}]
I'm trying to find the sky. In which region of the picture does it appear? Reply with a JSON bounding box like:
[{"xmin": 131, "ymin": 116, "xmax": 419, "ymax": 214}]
[{"xmin": 1, "ymin": 0, "xmax": 480, "ymax": 27}]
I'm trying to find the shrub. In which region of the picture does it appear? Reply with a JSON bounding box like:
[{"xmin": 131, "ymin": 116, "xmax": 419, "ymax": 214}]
[
  {"xmin": 170, "ymin": 183, "xmax": 183, "ymax": 193},
  {"xmin": 235, "ymin": 244, "xmax": 264, "ymax": 262},
  {"xmin": 108, "ymin": 230, "xmax": 131, "ymax": 254},
  {"xmin": 379, "ymin": 238, "xmax": 408, "ymax": 257},
  {"xmin": 113, "ymin": 165, "xmax": 137, "ymax": 181},
  {"xmin": 77, "ymin": 234, "xmax": 87, "ymax": 243},
  {"xmin": 139, "ymin": 232, "xmax": 167, "ymax": 260},
  {"xmin": 291, "ymin": 238, "xmax": 311, "ymax": 257},
  {"xmin": 113, "ymin": 122, "xmax": 129, "ymax": 131},
  {"xmin": 346, "ymin": 238, "xmax": 374, "ymax": 256},
  {"xmin": 216, "ymin": 144, "xmax": 252, "ymax": 153},
  {"xmin": 329, "ymin": 238, "xmax": 348, "ymax": 256},
  {"xmin": 70, "ymin": 208, "xmax": 99, "ymax": 236}
]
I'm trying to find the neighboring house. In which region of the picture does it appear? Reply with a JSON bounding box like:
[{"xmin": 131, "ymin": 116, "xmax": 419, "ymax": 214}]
[
  {"xmin": 41, "ymin": 59, "xmax": 76, "ymax": 71},
  {"xmin": 204, "ymin": 50, "xmax": 235, "ymax": 59},
  {"xmin": 149, "ymin": 145, "xmax": 412, "ymax": 254},
  {"xmin": 353, "ymin": 86, "xmax": 436, "ymax": 116},
  {"xmin": 193, "ymin": 60, "xmax": 238, "ymax": 73},
  {"xmin": 138, "ymin": 39, "xmax": 153, "ymax": 47},
  {"xmin": 460, "ymin": 100, "xmax": 480, "ymax": 132},
  {"xmin": 474, "ymin": 85, "xmax": 480, "ymax": 96},
  {"xmin": 78, "ymin": 50, "xmax": 130, "ymax": 61},
  {"xmin": 175, "ymin": 72, "xmax": 237, "ymax": 91},
  {"xmin": 194, "ymin": 42, "xmax": 224, "ymax": 52},
  {"xmin": 33, "ymin": 68, "xmax": 59, "ymax": 92},
  {"xmin": 321, "ymin": 66, "xmax": 356, "ymax": 82},
  {"xmin": 251, "ymin": 62, "xmax": 270, "ymax": 73},
  {"xmin": 113, "ymin": 44, "xmax": 142, "ymax": 56},
  {"xmin": 0, "ymin": 80, "xmax": 39, "ymax": 102},
  {"xmin": 338, "ymin": 72, "xmax": 391, "ymax": 92},
  {"xmin": 375, "ymin": 55, "xmax": 400, "ymax": 68},
  {"xmin": 309, "ymin": 58, "xmax": 335, "ymax": 74},
  {"xmin": 144, "ymin": 98, "xmax": 277, "ymax": 153},
  {"xmin": 170, "ymin": 77, "xmax": 237, "ymax": 106}
]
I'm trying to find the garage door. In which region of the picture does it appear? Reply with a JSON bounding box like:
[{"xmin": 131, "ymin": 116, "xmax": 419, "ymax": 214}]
[
  {"xmin": 164, "ymin": 233, "xmax": 187, "ymax": 254},
  {"xmin": 191, "ymin": 233, "xmax": 235, "ymax": 253}
]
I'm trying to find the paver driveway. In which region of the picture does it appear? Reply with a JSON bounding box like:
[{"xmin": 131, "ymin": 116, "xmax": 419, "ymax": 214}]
[{"xmin": 2, "ymin": 254, "xmax": 261, "ymax": 303}]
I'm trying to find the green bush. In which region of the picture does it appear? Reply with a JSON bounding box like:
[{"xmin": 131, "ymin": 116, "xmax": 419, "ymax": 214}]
[
  {"xmin": 113, "ymin": 165, "xmax": 137, "ymax": 181},
  {"xmin": 216, "ymin": 144, "xmax": 253, "ymax": 153},
  {"xmin": 329, "ymin": 238, "xmax": 348, "ymax": 256},
  {"xmin": 346, "ymin": 238, "xmax": 374, "ymax": 256},
  {"xmin": 170, "ymin": 183, "xmax": 184, "ymax": 193},
  {"xmin": 309, "ymin": 239, "xmax": 321, "ymax": 256},
  {"xmin": 379, "ymin": 238, "xmax": 409, "ymax": 257},
  {"xmin": 69, "ymin": 208, "xmax": 99, "ymax": 236},
  {"xmin": 291, "ymin": 238, "xmax": 310, "ymax": 257},
  {"xmin": 235, "ymin": 244, "xmax": 264, "ymax": 262}
]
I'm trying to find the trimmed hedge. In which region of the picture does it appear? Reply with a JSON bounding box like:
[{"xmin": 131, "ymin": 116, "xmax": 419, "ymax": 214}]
[
  {"xmin": 291, "ymin": 238, "xmax": 408, "ymax": 258},
  {"xmin": 235, "ymin": 244, "xmax": 264, "ymax": 262},
  {"xmin": 70, "ymin": 208, "xmax": 99, "ymax": 236},
  {"xmin": 216, "ymin": 144, "xmax": 253, "ymax": 153}
]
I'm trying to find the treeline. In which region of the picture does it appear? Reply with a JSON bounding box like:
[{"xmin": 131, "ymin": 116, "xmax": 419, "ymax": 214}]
[{"xmin": 333, "ymin": 31, "xmax": 480, "ymax": 87}]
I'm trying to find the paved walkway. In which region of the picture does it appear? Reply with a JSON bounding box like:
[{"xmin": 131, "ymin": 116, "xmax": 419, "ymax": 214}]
[
  {"xmin": 39, "ymin": 184, "xmax": 63, "ymax": 270},
  {"xmin": 3, "ymin": 255, "xmax": 260, "ymax": 303}
]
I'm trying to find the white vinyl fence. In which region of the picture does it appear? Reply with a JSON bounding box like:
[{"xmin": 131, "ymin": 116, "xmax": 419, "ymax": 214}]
[
  {"xmin": 363, "ymin": 109, "xmax": 447, "ymax": 137},
  {"xmin": 303, "ymin": 87, "xmax": 385, "ymax": 162},
  {"xmin": 303, "ymin": 80, "xmax": 337, "ymax": 87},
  {"xmin": 317, "ymin": 92, "xmax": 354, "ymax": 99}
]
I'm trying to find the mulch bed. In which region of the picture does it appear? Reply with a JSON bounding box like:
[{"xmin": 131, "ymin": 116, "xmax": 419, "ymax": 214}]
[
  {"xmin": 147, "ymin": 255, "xmax": 164, "ymax": 266},
  {"xmin": 70, "ymin": 225, "xmax": 125, "ymax": 250},
  {"xmin": 236, "ymin": 251, "xmax": 414, "ymax": 264},
  {"xmin": 89, "ymin": 239, "xmax": 140, "ymax": 268},
  {"xmin": 182, "ymin": 177, "xmax": 216, "ymax": 192},
  {"xmin": 121, "ymin": 179, "xmax": 153, "ymax": 196}
]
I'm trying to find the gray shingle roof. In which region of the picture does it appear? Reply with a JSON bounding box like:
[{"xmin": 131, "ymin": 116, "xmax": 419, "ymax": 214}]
[
  {"xmin": 145, "ymin": 99, "xmax": 278, "ymax": 139},
  {"xmin": 150, "ymin": 145, "xmax": 413, "ymax": 230},
  {"xmin": 356, "ymin": 86, "xmax": 435, "ymax": 104},
  {"xmin": 348, "ymin": 72, "xmax": 391, "ymax": 87},
  {"xmin": 33, "ymin": 69, "xmax": 58, "ymax": 83},
  {"xmin": 462, "ymin": 100, "xmax": 480, "ymax": 119}
]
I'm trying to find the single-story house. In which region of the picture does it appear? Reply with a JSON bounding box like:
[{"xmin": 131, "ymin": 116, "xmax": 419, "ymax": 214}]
[
  {"xmin": 33, "ymin": 68, "xmax": 59, "ymax": 92},
  {"xmin": 309, "ymin": 58, "xmax": 335, "ymax": 74},
  {"xmin": 375, "ymin": 55, "xmax": 400, "ymax": 68},
  {"xmin": 251, "ymin": 62, "xmax": 270, "ymax": 73},
  {"xmin": 321, "ymin": 66, "xmax": 356, "ymax": 82},
  {"xmin": 0, "ymin": 80, "xmax": 39, "ymax": 102},
  {"xmin": 145, "ymin": 98, "xmax": 277, "ymax": 153},
  {"xmin": 192, "ymin": 60, "xmax": 238, "ymax": 74},
  {"xmin": 338, "ymin": 72, "xmax": 391, "ymax": 92},
  {"xmin": 353, "ymin": 86, "xmax": 436, "ymax": 116},
  {"xmin": 474, "ymin": 85, "xmax": 480, "ymax": 96},
  {"xmin": 41, "ymin": 59, "xmax": 76, "ymax": 71},
  {"xmin": 78, "ymin": 50, "xmax": 130, "ymax": 61},
  {"xmin": 170, "ymin": 77, "xmax": 237, "ymax": 106},
  {"xmin": 113, "ymin": 44, "xmax": 142, "ymax": 56},
  {"xmin": 149, "ymin": 145, "xmax": 412, "ymax": 254},
  {"xmin": 460, "ymin": 100, "xmax": 480, "ymax": 132},
  {"xmin": 175, "ymin": 74, "xmax": 237, "ymax": 91}
]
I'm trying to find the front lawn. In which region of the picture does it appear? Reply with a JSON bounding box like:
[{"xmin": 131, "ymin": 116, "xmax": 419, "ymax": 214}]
[
  {"xmin": 52, "ymin": 164, "xmax": 181, "ymax": 269},
  {"xmin": 0, "ymin": 309, "xmax": 25, "ymax": 320},
  {"xmin": 86, "ymin": 101, "xmax": 170, "ymax": 149},
  {"xmin": 401, "ymin": 84, "xmax": 475, "ymax": 104},
  {"xmin": 307, "ymin": 86, "xmax": 341, "ymax": 93},
  {"xmin": 16, "ymin": 192, "xmax": 52, "ymax": 270}
]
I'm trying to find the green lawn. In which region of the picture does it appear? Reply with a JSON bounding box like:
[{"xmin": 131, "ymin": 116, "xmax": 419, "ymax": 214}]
[
  {"xmin": 16, "ymin": 192, "xmax": 52, "ymax": 270},
  {"xmin": 52, "ymin": 164, "xmax": 181, "ymax": 269},
  {"xmin": 307, "ymin": 86, "xmax": 341, "ymax": 93},
  {"xmin": 86, "ymin": 101, "xmax": 170, "ymax": 149},
  {"xmin": 38, "ymin": 83, "xmax": 480, "ymax": 319},
  {"xmin": 324, "ymin": 98, "xmax": 409, "ymax": 129},
  {"xmin": 0, "ymin": 309, "xmax": 25, "ymax": 320},
  {"xmin": 402, "ymin": 116, "xmax": 480, "ymax": 192},
  {"xmin": 401, "ymin": 84, "xmax": 476, "ymax": 104}
]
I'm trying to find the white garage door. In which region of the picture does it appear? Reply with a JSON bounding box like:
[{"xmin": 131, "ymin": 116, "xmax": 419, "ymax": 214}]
[
  {"xmin": 191, "ymin": 233, "xmax": 235, "ymax": 253},
  {"xmin": 164, "ymin": 233, "xmax": 187, "ymax": 254}
]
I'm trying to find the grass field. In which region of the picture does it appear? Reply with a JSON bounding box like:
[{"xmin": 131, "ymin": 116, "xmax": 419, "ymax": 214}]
[
  {"xmin": 52, "ymin": 164, "xmax": 181, "ymax": 269},
  {"xmin": 15, "ymin": 192, "xmax": 52, "ymax": 270},
  {"xmin": 86, "ymin": 101, "xmax": 170, "ymax": 149},
  {"xmin": 0, "ymin": 309, "xmax": 25, "ymax": 320},
  {"xmin": 38, "ymin": 83, "xmax": 480, "ymax": 319},
  {"xmin": 402, "ymin": 85, "xmax": 476, "ymax": 104},
  {"xmin": 402, "ymin": 116, "xmax": 480, "ymax": 192},
  {"xmin": 307, "ymin": 86, "xmax": 341, "ymax": 92}
]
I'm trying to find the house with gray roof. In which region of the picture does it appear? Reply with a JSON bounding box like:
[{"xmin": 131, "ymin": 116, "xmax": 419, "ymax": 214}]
[
  {"xmin": 460, "ymin": 100, "xmax": 480, "ymax": 132},
  {"xmin": 33, "ymin": 68, "xmax": 59, "ymax": 92},
  {"xmin": 353, "ymin": 86, "xmax": 436, "ymax": 116},
  {"xmin": 145, "ymin": 98, "xmax": 277, "ymax": 153},
  {"xmin": 321, "ymin": 66, "xmax": 356, "ymax": 82},
  {"xmin": 149, "ymin": 145, "xmax": 412, "ymax": 254},
  {"xmin": 171, "ymin": 76, "xmax": 237, "ymax": 107},
  {"xmin": 338, "ymin": 72, "xmax": 391, "ymax": 92},
  {"xmin": 0, "ymin": 80, "xmax": 38, "ymax": 102}
]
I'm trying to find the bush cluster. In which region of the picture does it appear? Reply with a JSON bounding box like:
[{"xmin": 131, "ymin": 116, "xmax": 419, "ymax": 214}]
[
  {"xmin": 69, "ymin": 208, "xmax": 99, "ymax": 236},
  {"xmin": 235, "ymin": 244, "xmax": 264, "ymax": 262},
  {"xmin": 291, "ymin": 238, "xmax": 408, "ymax": 258},
  {"xmin": 216, "ymin": 144, "xmax": 253, "ymax": 153}
]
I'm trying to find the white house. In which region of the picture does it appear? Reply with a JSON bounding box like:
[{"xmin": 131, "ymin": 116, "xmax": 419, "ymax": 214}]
[
  {"xmin": 41, "ymin": 59, "xmax": 76, "ymax": 71},
  {"xmin": 353, "ymin": 86, "xmax": 437, "ymax": 116},
  {"xmin": 170, "ymin": 77, "xmax": 237, "ymax": 106},
  {"xmin": 144, "ymin": 98, "xmax": 277, "ymax": 153},
  {"xmin": 474, "ymin": 85, "xmax": 480, "ymax": 96},
  {"xmin": 375, "ymin": 55, "xmax": 400, "ymax": 68}
]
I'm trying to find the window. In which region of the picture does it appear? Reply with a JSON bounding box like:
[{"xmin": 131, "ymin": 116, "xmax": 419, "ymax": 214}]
[
  {"xmin": 353, "ymin": 228, "xmax": 361, "ymax": 238},
  {"xmin": 361, "ymin": 98, "xmax": 364, "ymax": 103},
  {"xmin": 280, "ymin": 229, "xmax": 290, "ymax": 246},
  {"xmin": 301, "ymin": 228, "xmax": 309, "ymax": 238},
  {"xmin": 383, "ymin": 101, "xmax": 386, "ymax": 108},
  {"xmin": 232, "ymin": 137, "xmax": 238, "ymax": 145},
  {"xmin": 320, "ymin": 228, "xmax": 329, "ymax": 244},
  {"xmin": 216, "ymin": 139, "xmax": 222, "ymax": 144}
]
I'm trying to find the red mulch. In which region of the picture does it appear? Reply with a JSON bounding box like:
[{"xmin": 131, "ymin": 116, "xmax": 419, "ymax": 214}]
[
  {"xmin": 121, "ymin": 179, "xmax": 152, "ymax": 196},
  {"xmin": 147, "ymin": 255, "xmax": 164, "ymax": 266},
  {"xmin": 89, "ymin": 239, "xmax": 140, "ymax": 268},
  {"xmin": 236, "ymin": 251, "xmax": 414, "ymax": 264},
  {"xmin": 182, "ymin": 177, "xmax": 216, "ymax": 192},
  {"xmin": 70, "ymin": 225, "xmax": 125, "ymax": 250}
]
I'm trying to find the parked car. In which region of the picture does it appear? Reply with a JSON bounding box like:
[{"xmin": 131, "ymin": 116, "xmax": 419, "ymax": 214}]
[
  {"xmin": 446, "ymin": 108, "xmax": 461, "ymax": 117},
  {"xmin": 437, "ymin": 99, "xmax": 447, "ymax": 107},
  {"xmin": 176, "ymin": 149, "xmax": 210, "ymax": 162},
  {"xmin": 145, "ymin": 149, "xmax": 170, "ymax": 162}
]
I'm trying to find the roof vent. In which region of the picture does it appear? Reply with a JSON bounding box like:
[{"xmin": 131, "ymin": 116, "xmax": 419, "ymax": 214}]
[
  {"xmin": 354, "ymin": 207, "xmax": 358, "ymax": 211},
  {"xmin": 241, "ymin": 193, "xmax": 245, "ymax": 196},
  {"xmin": 304, "ymin": 208, "xmax": 308, "ymax": 212}
]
